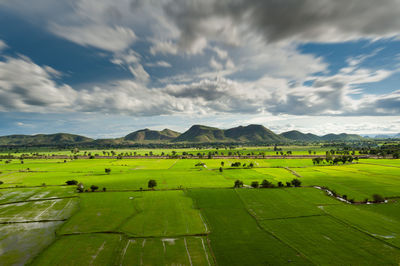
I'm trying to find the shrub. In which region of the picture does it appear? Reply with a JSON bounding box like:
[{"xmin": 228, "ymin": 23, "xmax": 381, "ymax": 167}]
[
  {"xmin": 231, "ymin": 162, "xmax": 241, "ymax": 167},
  {"xmin": 65, "ymin": 180, "xmax": 78, "ymax": 185},
  {"xmin": 286, "ymin": 182, "xmax": 291, "ymax": 187},
  {"xmin": 105, "ymin": 168, "xmax": 111, "ymax": 174},
  {"xmin": 261, "ymin": 179, "xmax": 274, "ymax": 188},
  {"xmin": 219, "ymin": 167, "xmax": 223, "ymax": 172},
  {"xmin": 234, "ymin": 180, "xmax": 244, "ymax": 188},
  {"xmin": 148, "ymin": 179, "xmax": 157, "ymax": 189},
  {"xmin": 90, "ymin": 185, "xmax": 99, "ymax": 192},
  {"xmin": 291, "ymin": 178, "xmax": 302, "ymax": 187},
  {"xmin": 251, "ymin": 181, "xmax": 259, "ymax": 188},
  {"xmin": 277, "ymin": 181, "xmax": 284, "ymax": 187},
  {"xmin": 372, "ymin": 194, "xmax": 385, "ymax": 203},
  {"xmin": 102, "ymin": 187, "xmax": 107, "ymax": 192},
  {"xmin": 0, "ymin": 181, "xmax": 3, "ymax": 185}
]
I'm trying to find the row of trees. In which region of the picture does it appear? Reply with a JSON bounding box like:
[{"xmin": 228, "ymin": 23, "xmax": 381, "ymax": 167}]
[{"xmin": 234, "ymin": 178, "xmax": 302, "ymax": 188}]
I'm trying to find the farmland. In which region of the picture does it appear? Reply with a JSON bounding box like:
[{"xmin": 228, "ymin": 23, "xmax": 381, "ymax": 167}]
[{"xmin": 1, "ymin": 153, "xmax": 400, "ymax": 265}]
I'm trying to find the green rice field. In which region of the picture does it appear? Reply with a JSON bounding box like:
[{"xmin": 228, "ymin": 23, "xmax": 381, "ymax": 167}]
[{"xmin": 1, "ymin": 154, "xmax": 400, "ymax": 265}]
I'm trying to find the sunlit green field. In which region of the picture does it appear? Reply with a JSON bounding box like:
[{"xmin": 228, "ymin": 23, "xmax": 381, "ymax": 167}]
[{"xmin": 1, "ymin": 156, "xmax": 400, "ymax": 265}]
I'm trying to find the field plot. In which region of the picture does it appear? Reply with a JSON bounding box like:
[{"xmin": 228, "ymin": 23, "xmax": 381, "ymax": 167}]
[
  {"xmin": 237, "ymin": 188, "xmax": 339, "ymax": 220},
  {"xmin": 59, "ymin": 192, "xmax": 140, "ymax": 234},
  {"xmin": 323, "ymin": 204, "xmax": 400, "ymax": 248},
  {"xmin": 296, "ymin": 164, "xmax": 400, "ymax": 201},
  {"xmin": 188, "ymin": 189, "xmax": 311, "ymax": 265},
  {"xmin": 261, "ymin": 215, "xmax": 400, "ymax": 265},
  {"xmin": 0, "ymin": 221, "xmax": 63, "ymax": 266},
  {"xmin": 31, "ymin": 234, "xmax": 123, "ymax": 266},
  {"xmin": 0, "ymin": 198, "xmax": 78, "ymax": 222},
  {"xmin": 120, "ymin": 190, "xmax": 207, "ymax": 237},
  {"xmin": 120, "ymin": 236, "xmax": 214, "ymax": 266}
]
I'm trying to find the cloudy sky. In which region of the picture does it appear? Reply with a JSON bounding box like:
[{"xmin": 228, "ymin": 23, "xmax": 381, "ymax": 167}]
[{"xmin": 0, "ymin": 0, "xmax": 400, "ymax": 138}]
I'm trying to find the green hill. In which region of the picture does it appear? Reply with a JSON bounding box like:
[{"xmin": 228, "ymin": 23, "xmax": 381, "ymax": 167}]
[
  {"xmin": 173, "ymin": 125, "xmax": 225, "ymax": 142},
  {"xmin": 124, "ymin": 128, "xmax": 180, "ymax": 142},
  {"xmin": 321, "ymin": 133, "xmax": 364, "ymax": 141},
  {"xmin": 0, "ymin": 133, "xmax": 93, "ymax": 145},
  {"xmin": 280, "ymin": 130, "xmax": 320, "ymax": 142},
  {"xmin": 174, "ymin": 124, "xmax": 287, "ymax": 143}
]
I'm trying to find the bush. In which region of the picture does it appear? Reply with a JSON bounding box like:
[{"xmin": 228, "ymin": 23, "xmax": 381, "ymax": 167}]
[
  {"xmin": 234, "ymin": 180, "xmax": 244, "ymax": 188},
  {"xmin": 372, "ymin": 194, "xmax": 385, "ymax": 203},
  {"xmin": 286, "ymin": 182, "xmax": 291, "ymax": 187},
  {"xmin": 231, "ymin": 162, "xmax": 241, "ymax": 167},
  {"xmin": 77, "ymin": 183, "xmax": 84, "ymax": 193},
  {"xmin": 105, "ymin": 168, "xmax": 111, "ymax": 174},
  {"xmin": 251, "ymin": 181, "xmax": 259, "ymax": 188},
  {"xmin": 219, "ymin": 167, "xmax": 223, "ymax": 172},
  {"xmin": 277, "ymin": 181, "xmax": 284, "ymax": 187},
  {"xmin": 102, "ymin": 187, "xmax": 107, "ymax": 192},
  {"xmin": 90, "ymin": 185, "xmax": 99, "ymax": 192},
  {"xmin": 261, "ymin": 179, "xmax": 274, "ymax": 188},
  {"xmin": 0, "ymin": 181, "xmax": 3, "ymax": 185},
  {"xmin": 65, "ymin": 180, "xmax": 78, "ymax": 185},
  {"xmin": 148, "ymin": 179, "xmax": 157, "ymax": 189},
  {"xmin": 291, "ymin": 178, "xmax": 302, "ymax": 187}
]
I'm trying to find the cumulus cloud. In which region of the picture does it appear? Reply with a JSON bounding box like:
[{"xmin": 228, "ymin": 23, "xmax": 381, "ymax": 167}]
[
  {"xmin": 146, "ymin": 61, "xmax": 172, "ymax": 68},
  {"xmin": 0, "ymin": 40, "xmax": 7, "ymax": 51}
]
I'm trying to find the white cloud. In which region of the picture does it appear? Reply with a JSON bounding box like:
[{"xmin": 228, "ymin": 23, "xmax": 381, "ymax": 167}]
[
  {"xmin": 50, "ymin": 24, "xmax": 136, "ymax": 52},
  {"xmin": 146, "ymin": 61, "xmax": 172, "ymax": 68},
  {"xmin": 0, "ymin": 40, "xmax": 7, "ymax": 51},
  {"xmin": 149, "ymin": 40, "xmax": 178, "ymax": 55}
]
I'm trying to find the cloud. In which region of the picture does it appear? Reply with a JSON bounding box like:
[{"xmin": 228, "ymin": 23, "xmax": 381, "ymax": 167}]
[
  {"xmin": 146, "ymin": 61, "xmax": 172, "ymax": 68},
  {"xmin": 0, "ymin": 40, "xmax": 7, "ymax": 51},
  {"xmin": 0, "ymin": 55, "xmax": 77, "ymax": 112},
  {"xmin": 50, "ymin": 24, "xmax": 136, "ymax": 52}
]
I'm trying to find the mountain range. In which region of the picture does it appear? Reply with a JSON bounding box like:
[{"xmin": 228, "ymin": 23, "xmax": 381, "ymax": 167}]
[{"xmin": 0, "ymin": 124, "xmax": 369, "ymax": 146}]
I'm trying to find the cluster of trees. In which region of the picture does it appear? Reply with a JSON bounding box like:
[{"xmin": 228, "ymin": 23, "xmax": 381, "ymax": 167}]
[
  {"xmin": 230, "ymin": 162, "xmax": 254, "ymax": 168},
  {"xmin": 312, "ymin": 155, "xmax": 358, "ymax": 165},
  {"xmin": 359, "ymin": 145, "xmax": 400, "ymax": 158},
  {"xmin": 234, "ymin": 178, "xmax": 302, "ymax": 188},
  {"xmin": 74, "ymin": 182, "xmax": 106, "ymax": 193}
]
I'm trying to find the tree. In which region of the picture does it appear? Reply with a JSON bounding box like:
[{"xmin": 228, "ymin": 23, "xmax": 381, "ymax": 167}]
[
  {"xmin": 102, "ymin": 187, "xmax": 107, "ymax": 192},
  {"xmin": 372, "ymin": 194, "xmax": 385, "ymax": 203},
  {"xmin": 278, "ymin": 181, "xmax": 284, "ymax": 187},
  {"xmin": 286, "ymin": 182, "xmax": 291, "ymax": 187},
  {"xmin": 90, "ymin": 185, "xmax": 99, "ymax": 192},
  {"xmin": 219, "ymin": 167, "xmax": 223, "ymax": 172},
  {"xmin": 251, "ymin": 181, "xmax": 259, "ymax": 188},
  {"xmin": 148, "ymin": 179, "xmax": 157, "ymax": 189},
  {"xmin": 221, "ymin": 161, "xmax": 224, "ymax": 167},
  {"xmin": 105, "ymin": 168, "xmax": 111, "ymax": 174},
  {"xmin": 0, "ymin": 181, "xmax": 3, "ymax": 185},
  {"xmin": 234, "ymin": 180, "xmax": 243, "ymax": 188},
  {"xmin": 261, "ymin": 179, "xmax": 274, "ymax": 188},
  {"xmin": 66, "ymin": 180, "xmax": 78, "ymax": 185},
  {"xmin": 291, "ymin": 178, "xmax": 301, "ymax": 187}
]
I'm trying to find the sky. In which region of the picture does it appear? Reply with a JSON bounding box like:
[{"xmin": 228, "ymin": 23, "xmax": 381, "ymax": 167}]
[{"xmin": 0, "ymin": 0, "xmax": 400, "ymax": 138}]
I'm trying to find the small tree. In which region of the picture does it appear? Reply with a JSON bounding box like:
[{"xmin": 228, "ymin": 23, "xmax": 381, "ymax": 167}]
[
  {"xmin": 90, "ymin": 185, "xmax": 99, "ymax": 192},
  {"xmin": 234, "ymin": 180, "xmax": 244, "ymax": 188},
  {"xmin": 372, "ymin": 194, "xmax": 385, "ymax": 203},
  {"xmin": 102, "ymin": 187, "xmax": 107, "ymax": 192},
  {"xmin": 105, "ymin": 168, "xmax": 111, "ymax": 174},
  {"xmin": 148, "ymin": 179, "xmax": 157, "ymax": 189},
  {"xmin": 66, "ymin": 180, "xmax": 78, "ymax": 185},
  {"xmin": 291, "ymin": 178, "xmax": 301, "ymax": 187},
  {"xmin": 251, "ymin": 181, "xmax": 259, "ymax": 188},
  {"xmin": 277, "ymin": 181, "xmax": 284, "ymax": 187},
  {"xmin": 0, "ymin": 181, "xmax": 3, "ymax": 185},
  {"xmin": 219, "ymin": 167, "xmax": 223, "ymax": 172},
  {"xmin": 261, "ymin": 179, "xmax": 273, "ymax": 188},
  {"xmin": 221, "ymin": 161, "xmax": 224, "ymax": 167},
  {"xmin": 286, "ymin": 182, "xmax": 291, "ymax": 187}
]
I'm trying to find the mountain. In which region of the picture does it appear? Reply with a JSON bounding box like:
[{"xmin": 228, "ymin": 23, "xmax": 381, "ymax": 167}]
[
  {"xmin": 124, "ymin": 128, "xmax": 180, "ymax": 142},
  {"xmin": 321, "ymin": 133, "xmax": 364, "ymax": 141},
  {"xmin": 225, "ymin": 125, "xmax": 286, "ymax": 142},
  {"xmin": 280, "ymin": 130, "xmax": 320, "ymax": 142},
  {"xmin": 173, "ymin": 125, "xmax": 225, "ymax": 142},
  {"xmin": 174, "ymin": 124, "xmax": 286, "ymax": 143},
  {"xmin": 0, "ymin": 133, "xmax": 93, "ymax": 145}
]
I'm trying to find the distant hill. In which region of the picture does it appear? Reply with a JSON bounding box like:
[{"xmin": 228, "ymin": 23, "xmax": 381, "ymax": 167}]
[
  {"xmin": 320, "ymin": 133, "xmax": 364, "ymax": 141},
  {"xmin": 0, "ymin": 125, "xmax": 367, "ymax": 146},
  {"xmin": 124, "ymin": 128, "xmax": 180, "ymax": 142},
  {"xmin": 280, "ymin": 130, "xmax": 320, "ymax": 142},
  {"xmin": 0, "ymin": 133, "xmax": 93, "ymax": 145},
  {"xmin": 173, "ymin": 125, "xmax": 225, "ymax": 142},
  {"xmin": 174, "ymin": 124, "xmax": 286, "ymax": 143}
]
